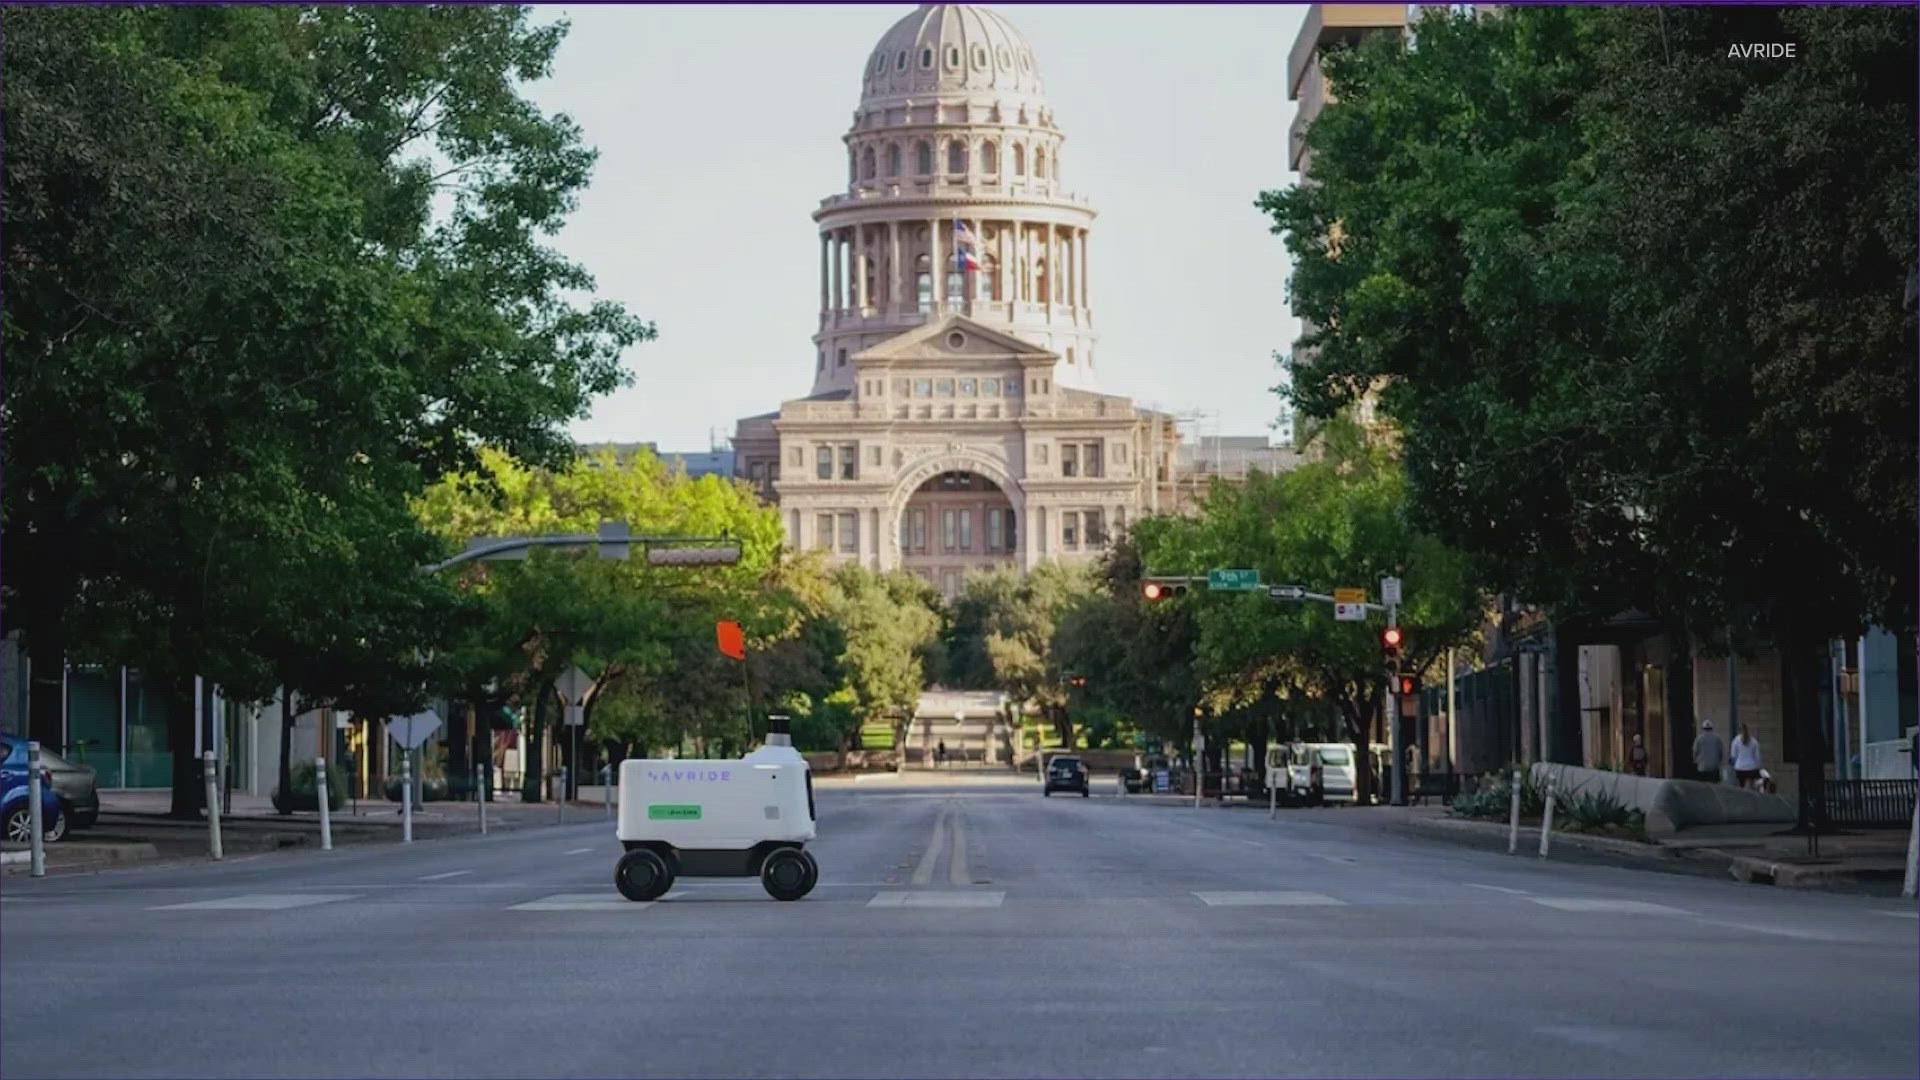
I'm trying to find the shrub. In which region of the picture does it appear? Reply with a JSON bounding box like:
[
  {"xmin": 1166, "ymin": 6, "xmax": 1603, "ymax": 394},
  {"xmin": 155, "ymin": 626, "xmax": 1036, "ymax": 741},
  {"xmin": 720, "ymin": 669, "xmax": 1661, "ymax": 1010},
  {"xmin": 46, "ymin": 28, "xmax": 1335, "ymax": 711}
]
[{"xmin": 272, "ymin": 760, "xmax": 347, "ymax": 813}]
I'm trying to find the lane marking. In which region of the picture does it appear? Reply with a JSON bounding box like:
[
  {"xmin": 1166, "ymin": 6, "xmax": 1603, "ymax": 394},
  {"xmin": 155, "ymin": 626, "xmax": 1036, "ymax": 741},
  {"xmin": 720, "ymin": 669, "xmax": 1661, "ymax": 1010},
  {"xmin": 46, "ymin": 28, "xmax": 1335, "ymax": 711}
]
[
  {"xmin": 419, "ymin": 870, "xmax": 472, "ymax": 881},
  {"xmin": 1874, "ymin": 910, "xmax": 1919, "ymax": 920},
  {"xmin": 1529, "ymin": 898, "xmax": 1686, "ymax": 915},
  {"xmin": 510, "ymin": 893, "xmax": 649, "ymax": 911},
  {"xmin": 868, "ymin": 891, "xmax": 1005, "ymax": 908},
  {"xmin": 1465, "ymin": 883, "xmax": 1532, "ymax": 896},
  {"xmin": 1193, "ymin": 891, "xmax": 1345, "ymax": 907},
  {"xmin": 949, "ymin": 806, "xmax": 970, "ymax": 886},
  {"xmin": 911, "ymin": 804, "xmax": 951, "ymax": 886},
  {"xmin": 152, "ymin": 894, "xmax": 360, "ymax": 911},
  {"xmin": 1712, "ymin": 921, "xmax": 1854, "ymax": 942},
  {"xmin": 565, "ymin": 847, "xmax": 593, "ymax": 856}
]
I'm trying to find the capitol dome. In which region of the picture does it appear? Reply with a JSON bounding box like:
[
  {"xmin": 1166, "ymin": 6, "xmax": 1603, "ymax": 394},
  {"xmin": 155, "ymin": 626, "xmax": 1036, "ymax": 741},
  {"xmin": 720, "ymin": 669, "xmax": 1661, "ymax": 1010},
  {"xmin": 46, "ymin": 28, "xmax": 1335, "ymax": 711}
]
[{"xmin": 861, "ymin": 4, "xmax": 1045, "ymax": 103}]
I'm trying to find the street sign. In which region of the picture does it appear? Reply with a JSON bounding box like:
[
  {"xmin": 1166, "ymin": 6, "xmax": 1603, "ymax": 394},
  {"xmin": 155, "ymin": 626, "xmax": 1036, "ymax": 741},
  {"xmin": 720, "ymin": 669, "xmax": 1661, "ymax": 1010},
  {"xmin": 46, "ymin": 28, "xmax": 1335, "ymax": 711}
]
[
  {"xmin": 1381, "ymin": 577, "xmax": 1402, "ymax": 606},
  {"xmin": 1268, "ymin": 585, "xmax": 1306, "ymax": 600},
  {"xmin": 387, "ymin": 710, "xmax": 442, "ymax": 750},
  {"xmin": 556, "ymin": 666, "xmax": 593, "ymax": 707},
  {"xmin": 1206, "ymin": 568, "xmax": 1261, "ymax": 592},
  {"xmin": 564, "ymin": 704, "xmax": 585, "ymax": 727},
  {"xmin": 1335, "ymin": 603, "xmax": 1367, "ymax": 622},
  {"xmin": 1334, "ymin": 588, "xmax": 1366, "ymax": 605}
]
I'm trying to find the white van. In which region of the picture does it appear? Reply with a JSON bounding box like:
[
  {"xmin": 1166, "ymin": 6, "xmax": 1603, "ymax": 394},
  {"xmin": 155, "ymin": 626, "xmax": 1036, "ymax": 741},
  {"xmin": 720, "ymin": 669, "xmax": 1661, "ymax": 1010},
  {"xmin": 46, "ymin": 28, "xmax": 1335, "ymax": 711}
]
[{"xmin": 1266, "ymin": 742, "xmax": 1358, "ymax": 804}]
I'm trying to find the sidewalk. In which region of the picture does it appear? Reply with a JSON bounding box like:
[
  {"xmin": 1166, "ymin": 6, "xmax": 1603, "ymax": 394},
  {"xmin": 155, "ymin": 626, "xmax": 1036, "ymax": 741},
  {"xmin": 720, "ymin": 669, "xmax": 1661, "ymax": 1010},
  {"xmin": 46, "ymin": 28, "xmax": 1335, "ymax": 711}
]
[
  {"xmin": 1, "ymin": 788, "xmax": 617, "ymax": 875},
  {"xmin": 1126, "ymin": 792, "xmax": 1913, "ymax": 893}
]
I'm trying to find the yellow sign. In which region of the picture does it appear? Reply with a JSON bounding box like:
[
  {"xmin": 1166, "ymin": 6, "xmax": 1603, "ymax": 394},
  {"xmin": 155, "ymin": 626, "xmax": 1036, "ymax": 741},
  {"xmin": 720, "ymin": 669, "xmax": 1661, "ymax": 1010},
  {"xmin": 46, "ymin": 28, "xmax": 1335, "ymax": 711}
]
[{"xmin": 1333, "ymin": 588, "xmax": 1366, "ymax": 605}]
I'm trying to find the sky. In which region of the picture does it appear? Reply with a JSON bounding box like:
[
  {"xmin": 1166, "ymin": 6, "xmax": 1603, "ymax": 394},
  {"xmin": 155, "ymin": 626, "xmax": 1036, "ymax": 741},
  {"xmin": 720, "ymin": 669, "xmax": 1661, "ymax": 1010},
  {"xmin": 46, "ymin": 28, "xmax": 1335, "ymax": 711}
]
[{"xmin": 524, "ymin": 3, "xmax": 1309, "ymax": 453}]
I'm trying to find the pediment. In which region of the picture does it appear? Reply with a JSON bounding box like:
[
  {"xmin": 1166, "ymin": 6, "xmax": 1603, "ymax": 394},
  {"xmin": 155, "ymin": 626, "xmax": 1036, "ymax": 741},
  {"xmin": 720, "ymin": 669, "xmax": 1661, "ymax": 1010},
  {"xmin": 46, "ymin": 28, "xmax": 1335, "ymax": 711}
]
[{"xmin": 854, "ymin": 314, "xmax": 1058, "ymax": 366}]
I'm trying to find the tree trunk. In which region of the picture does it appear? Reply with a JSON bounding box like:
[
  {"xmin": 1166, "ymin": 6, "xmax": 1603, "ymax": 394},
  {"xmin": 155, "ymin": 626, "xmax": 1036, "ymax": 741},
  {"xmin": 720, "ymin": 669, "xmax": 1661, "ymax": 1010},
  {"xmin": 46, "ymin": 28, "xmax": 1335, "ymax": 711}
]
[
  {"xmin": 522, "ymin": 687, "xmax": 547, "ymax": 803},
  {"xmin": 25, "ymin": 626, "xmax": 67, "ymax": 751},
  {"xmin": 276, "ymin": 687, "xmax": 294, "ymax": 814},
  {"xmin": 1343, "ymin": 695, "xmax": 1375, "ymax": 807},
  {"xmin": 167, "ymin": 677, "xmax": 204, "ymax": 818}
]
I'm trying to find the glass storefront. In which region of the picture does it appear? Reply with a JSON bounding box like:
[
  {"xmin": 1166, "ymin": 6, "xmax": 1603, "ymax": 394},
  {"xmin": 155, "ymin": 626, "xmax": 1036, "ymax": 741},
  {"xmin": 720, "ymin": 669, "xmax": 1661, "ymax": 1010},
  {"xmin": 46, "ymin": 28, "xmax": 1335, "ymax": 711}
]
[
  {"xmin": 66, "ymin": 665, "xmax": 124, "ymax": 788},
  {"xmin": 125, "ymin": 669, "xmax": 177, "ymax": 789}
]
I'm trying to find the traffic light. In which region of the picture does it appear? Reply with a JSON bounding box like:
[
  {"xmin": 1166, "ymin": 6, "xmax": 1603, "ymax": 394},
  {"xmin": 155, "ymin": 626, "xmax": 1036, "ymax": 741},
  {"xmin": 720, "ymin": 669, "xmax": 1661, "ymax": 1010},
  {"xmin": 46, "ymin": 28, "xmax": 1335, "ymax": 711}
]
[
  {"xmin": 1381, "ymin": 625, "xmax": 1404, "ymax": 662},
  {"xmin": 1142, "ymin": 579, "xmax": 1189, "ymax": 602},
  {"xmin": 1070, "ymin": 676, "xmax": 1087, "ymax": 688},
  {"xmin": 1396, "ymin": 672, "xmax": 1419, "ymax": 698}
]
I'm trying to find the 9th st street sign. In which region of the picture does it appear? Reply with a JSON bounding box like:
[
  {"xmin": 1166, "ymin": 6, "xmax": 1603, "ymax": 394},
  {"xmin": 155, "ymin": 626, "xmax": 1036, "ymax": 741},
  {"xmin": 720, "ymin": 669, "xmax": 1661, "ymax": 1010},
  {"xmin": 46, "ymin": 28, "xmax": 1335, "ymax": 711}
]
[{"xmin": 1207, "ymin": 568, "xmax": 1261, "ymax": 592}]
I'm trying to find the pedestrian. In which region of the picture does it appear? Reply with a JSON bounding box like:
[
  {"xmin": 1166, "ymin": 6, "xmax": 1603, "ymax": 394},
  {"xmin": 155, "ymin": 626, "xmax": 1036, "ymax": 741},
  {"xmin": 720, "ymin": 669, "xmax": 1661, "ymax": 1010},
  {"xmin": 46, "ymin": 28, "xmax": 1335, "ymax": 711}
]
[
  {"xmin": 1692, "ymin": 720, "xmax": 1725, "ymax": 783},
  {"xmin": 936, "ymin": 739, "xmax": 947, "ymax": 768},
  {"xmin": 1730, "ymin": 723, "xmax": 1763, "ymax": 789},
  {"xmin": 1628, "ymin": 733, "xmax": 1648, "ymax": 776}
]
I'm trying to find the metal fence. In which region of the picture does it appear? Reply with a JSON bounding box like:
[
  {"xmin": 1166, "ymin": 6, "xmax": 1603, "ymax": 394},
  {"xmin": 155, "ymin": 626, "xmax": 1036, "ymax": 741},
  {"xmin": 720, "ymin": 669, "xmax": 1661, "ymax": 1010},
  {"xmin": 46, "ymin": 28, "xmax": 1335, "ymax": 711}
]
[{"xmin": 1803, "ymin": 778, "xmax": 1917, "ymax": 828}]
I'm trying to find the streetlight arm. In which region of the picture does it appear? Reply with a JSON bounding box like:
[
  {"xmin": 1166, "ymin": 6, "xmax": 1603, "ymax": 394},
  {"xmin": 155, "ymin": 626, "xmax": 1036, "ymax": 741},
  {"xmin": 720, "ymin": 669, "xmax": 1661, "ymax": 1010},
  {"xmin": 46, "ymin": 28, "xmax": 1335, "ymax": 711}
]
[{"xmin": 421, "ymin": 534, "xmax": 739, "ymax": 575}]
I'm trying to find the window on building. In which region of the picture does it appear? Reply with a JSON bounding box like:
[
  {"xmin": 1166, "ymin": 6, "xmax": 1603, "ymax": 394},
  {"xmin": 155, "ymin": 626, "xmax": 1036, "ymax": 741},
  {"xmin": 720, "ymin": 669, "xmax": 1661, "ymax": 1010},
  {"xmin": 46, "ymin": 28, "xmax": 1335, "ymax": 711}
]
[
  {"xmin": 987, "ymin": 508, "xmax": 1003, "ymax": 552},
  {"xmin": 946, "ymin": 46, "xmax": 960, "ymax": 68},
  {"xmin": 749, "ymin": 461, "xmax": 764, "ymax": 483},
  {"xmin": 837, "ymin": 348, "xmax": 848, "ymax": 368},
  {"xmin": 816, "ymin": 514, "xmax": 834, "ymax": 551},
  {"xmin": 1036, "ymin": 258, "xmax": 1049, "ymax": 305},
  {"xmin": 982, "ymin": 378, "xmax": 999, "ymax": 397},
  {"xmin": 960, "ymin": 378, "xmax": 976, "ymax": 396},
  {"xmin": 911, "ymin": 509, "xmax": 927, "ymax": 552},
  {"xmin": 948, "ymin": 140, "xmax": 967, "ymax": 174},
  {"xmin": 941, "ymin": 509, "xmax": 958, "ymax": 552},
  {"xmin": 980, "ymin": 256, "xmax": 999, "ymax": 301},
  {"xmin": 1035, "ymin": 146, "xmax": 1048, "ymax": 179},
  {"xmin": 1084, "ymin": 510, "xmax": 1105, "ymax": 548},
  {"xmin": 920, "ymin": 48, "xmax": 933, "ymax": 69},
  {"xmin": 1061, "ymin": 511, "xmax": 1078, "ymax": 550},
  {"xmin": 942, "ymin": 571, "xmax": 960, "ymax": 600},
  {"xmin": 958, "ymin": 509, "xmax": 973, "ymax": 552},
  {"xmin": 840, "ymin": 444, "xmax": 857, "ymax": 480},
  {"xmin": 839, "ymin": 511, "xmax": 858, "ymax": 553},
  {"xmin": 1061, "ymin": 443, "xmax": 1079, "ymax": 478},
  {"xmin": 1005, "ymin": 510, "xmax": 1018, "ymax": 551},
  {"xmin": 816, "ymin": 446, "xmax": 832, "ymax": 480},
  {"xmin": 915, "ymin": 378, "xmax": 932, "ymax": 397},
  {"xmin": 936, "ymin": 378, "xmax": 954, "ymax": 397},
  {"xmin": 895, "ymin": 378, "xmax": 911, "ymax": 396},
  {"xmin": 1085, "ymin": 443, "xmax": 1103, "ymax": 478},
  {"xmin": 861, "ymin": 147, "xmax": 876, "ymax": 180},
  {"xmin": 1004, "ymin": 377, "xmax": 1020, "ymax": 397},
  {"xmin": 981, "ymin": 140, "xmax": 998, "ymax": 173},
  {"xmin": 946, "ymin": 270, "xmax": 964, "ymax": 304},
  {"xmin": 817, "ymin": 349, "xmax": 825, "ymax": 371},
  {"xmin": 1013, "ymin": 144, "xmax": 1025, "ymax": 176},
  {"xmin": 1066, "ymin": 347, "xmax": 1075, "ymax": 366},
  {"xmin": 887, "ymin": 144, "xmax": 901, "ymax": 176},
  {"xmin": 916, "ymin": 141, "xmax": 933, "ymax": 174}
]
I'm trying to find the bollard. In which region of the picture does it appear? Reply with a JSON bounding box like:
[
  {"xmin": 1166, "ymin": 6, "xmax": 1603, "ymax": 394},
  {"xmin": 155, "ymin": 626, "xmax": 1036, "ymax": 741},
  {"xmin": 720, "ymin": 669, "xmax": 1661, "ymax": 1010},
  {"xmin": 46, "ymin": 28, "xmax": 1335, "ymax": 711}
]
[
  {"xmin": 1269, "ymin": 777, "xmax": 1277, "ymax": 821},
  {"xmin": 476, "ymin": 764, "xmax": 488, "ymax": 836},
  {"xmin": 1507, "ymin": 768, "xmax": 1522, "ymax": 856},
  {"xmin": 557, "ymin": 767, "xmax": 567, "ymax": 825},
  {"xmin": 401, "ymin": 750, "xmax": 414, "ymax": 844},
  {"xmin": 26, "ymin": 741, "xmax": 46, "ymax": 878},
  {"xmin": 603, "ymin": 765, "xmax": 613, "ymax": 819},
  {"xmin": 316, "ymin": 757, "xmax": 333, "ymax": 851},
  {"xmin": 202, "ymin": 752, "xmax": 223, "ymax": 861},
  {"xmin": 1538, "ymin": 784, "xmax": 1556, "ymax": 859},
  {"xmin": 1902, "ymin": 784, "xmax": 1917, "ymax": 900}
]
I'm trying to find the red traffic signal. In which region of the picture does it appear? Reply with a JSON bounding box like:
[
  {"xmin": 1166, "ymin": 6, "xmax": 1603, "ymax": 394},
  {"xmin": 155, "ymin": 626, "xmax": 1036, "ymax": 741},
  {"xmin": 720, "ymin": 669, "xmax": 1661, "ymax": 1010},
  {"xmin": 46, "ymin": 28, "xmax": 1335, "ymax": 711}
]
[
  {"xmin": 1398, "ymin": 674, "xmax": 1418, "ymax": 697},
  {"xmin": 1143, "ymin": 582, "xmax": 1164, "ymax": 601},
  {"xmin": 1142, "ymin": 579, "xmax": 1189, "ymax": 602},
  {"xmin": 1381, "ymin": 626, "xmax": 1404, "ymax": 660}
]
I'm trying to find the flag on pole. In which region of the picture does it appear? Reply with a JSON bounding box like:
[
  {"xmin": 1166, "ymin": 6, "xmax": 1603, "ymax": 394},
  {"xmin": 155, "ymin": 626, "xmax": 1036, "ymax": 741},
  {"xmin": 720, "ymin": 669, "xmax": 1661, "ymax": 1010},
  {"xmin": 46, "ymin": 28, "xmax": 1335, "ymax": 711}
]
[{"xmin": 953, "ymin": 219, "xmax": 981, "ymax": 272}]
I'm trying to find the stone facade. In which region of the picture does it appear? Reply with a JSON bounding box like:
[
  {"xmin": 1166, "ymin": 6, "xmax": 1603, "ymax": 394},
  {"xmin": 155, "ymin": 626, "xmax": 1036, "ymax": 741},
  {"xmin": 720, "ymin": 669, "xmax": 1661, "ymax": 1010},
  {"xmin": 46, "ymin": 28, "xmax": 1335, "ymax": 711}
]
[{"xmin": 732, "ymin": 4, "xmax": 1193, "ymax": 596}]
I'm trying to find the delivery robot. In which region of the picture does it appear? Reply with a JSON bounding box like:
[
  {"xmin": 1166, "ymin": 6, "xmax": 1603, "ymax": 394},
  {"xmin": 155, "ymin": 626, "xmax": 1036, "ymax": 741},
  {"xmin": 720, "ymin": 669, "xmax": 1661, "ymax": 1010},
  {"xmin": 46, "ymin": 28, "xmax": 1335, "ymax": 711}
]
[{"xmin": 613, "ymin": 715, "xmax": 818, "ymax": 901}]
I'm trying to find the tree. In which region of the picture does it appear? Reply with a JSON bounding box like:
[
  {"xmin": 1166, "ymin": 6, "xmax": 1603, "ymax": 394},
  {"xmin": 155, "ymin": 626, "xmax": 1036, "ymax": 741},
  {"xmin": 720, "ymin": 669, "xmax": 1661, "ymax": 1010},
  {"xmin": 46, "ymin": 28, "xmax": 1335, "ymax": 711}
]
[
  {"xmin": 1256, "ymin": 6, "xmax": 1916, "ymax": 648},
  {"xmin": 1, "ymin": 7, "xmax": 650, "ymax": 812},
  {"xmin": 823, "ymin": 569, "xmax": 943, "ymax": 762}
]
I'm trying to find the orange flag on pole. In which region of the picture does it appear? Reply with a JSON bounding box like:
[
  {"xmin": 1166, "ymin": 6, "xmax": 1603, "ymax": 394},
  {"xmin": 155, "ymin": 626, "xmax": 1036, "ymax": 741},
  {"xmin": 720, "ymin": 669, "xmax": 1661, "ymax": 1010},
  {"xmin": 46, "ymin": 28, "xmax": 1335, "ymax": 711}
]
[{"xmin": 716, "ymin": 620, "xmax": 745, "ymax": 661}]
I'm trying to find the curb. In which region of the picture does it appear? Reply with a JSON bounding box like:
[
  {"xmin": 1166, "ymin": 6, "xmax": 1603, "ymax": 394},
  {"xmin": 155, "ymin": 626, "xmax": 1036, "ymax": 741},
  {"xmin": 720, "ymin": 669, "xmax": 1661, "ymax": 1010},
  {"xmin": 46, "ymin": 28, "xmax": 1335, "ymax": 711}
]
[
  {"xmin": 1401, "ymin": 813, "xmax": 1679, "ymax": 860},
  {"xmin": 1726, "ymin": 854, "xmax": 1907, "ymax": 888},
  {"xmin": 1, "ymin": 842, "xmax": 161, "ymax": 874}
]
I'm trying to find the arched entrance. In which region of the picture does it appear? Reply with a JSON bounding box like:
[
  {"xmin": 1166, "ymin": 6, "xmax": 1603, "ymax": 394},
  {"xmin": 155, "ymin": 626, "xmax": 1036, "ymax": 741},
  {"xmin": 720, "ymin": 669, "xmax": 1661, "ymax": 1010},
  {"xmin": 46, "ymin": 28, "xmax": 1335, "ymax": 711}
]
[{"xmin": 896, "ymin": 469, "xmax": 1018, "ymax": 598}]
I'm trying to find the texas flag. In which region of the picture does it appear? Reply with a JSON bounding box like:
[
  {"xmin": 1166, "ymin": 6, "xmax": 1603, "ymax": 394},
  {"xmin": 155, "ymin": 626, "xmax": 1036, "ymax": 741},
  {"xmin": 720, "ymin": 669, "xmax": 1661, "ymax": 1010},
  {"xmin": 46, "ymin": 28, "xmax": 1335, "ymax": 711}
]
[{"xmin": 953, "ymin": 219, "xmax": 981, "ymax": 272}]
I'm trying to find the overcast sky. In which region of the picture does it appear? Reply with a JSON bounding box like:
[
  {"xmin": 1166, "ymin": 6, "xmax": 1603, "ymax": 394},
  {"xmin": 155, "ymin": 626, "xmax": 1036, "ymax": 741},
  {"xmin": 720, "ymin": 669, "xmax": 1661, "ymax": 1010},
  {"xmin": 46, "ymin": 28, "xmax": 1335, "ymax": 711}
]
[{"xmin": 524, "ymin": 3, "xmax": 1309, "ymax": 453}]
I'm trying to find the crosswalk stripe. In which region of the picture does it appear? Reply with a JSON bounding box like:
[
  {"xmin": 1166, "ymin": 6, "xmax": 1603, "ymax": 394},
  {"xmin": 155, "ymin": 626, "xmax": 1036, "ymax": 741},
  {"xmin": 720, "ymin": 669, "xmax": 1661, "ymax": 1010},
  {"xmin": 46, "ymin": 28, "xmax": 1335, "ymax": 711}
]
[
  {"xmin": 1873, "ymin": 909, "xmax": 1919, "ymax": 920},
  {"xmin": 1193, "ymin": 891, "xmax": 1345, "ymax": 907},
  {"xmin": 419, "ymin": 870, "xmax": 471, "ymax": 881},
  {"xmin": 152, "ymin": 894, "xmax": 359, "ymax": 911},
  {"xmin": 1528, "ymin": 898, "xmax": 1686, "ymax": 915},
  {"xmin": 1465, "ymin": 883, "xmax": 1532, "ymax": 895},
  {"xmin": 868, "ymin": 891, "xmax": 1005, "ymax": 908},
  {"xmin": 565, "ymin": 848, "xmax": 593, "ymax": 856},
  {"xmin": 510, "ymin": 893, "xmax": 649, "ymax": 911}
]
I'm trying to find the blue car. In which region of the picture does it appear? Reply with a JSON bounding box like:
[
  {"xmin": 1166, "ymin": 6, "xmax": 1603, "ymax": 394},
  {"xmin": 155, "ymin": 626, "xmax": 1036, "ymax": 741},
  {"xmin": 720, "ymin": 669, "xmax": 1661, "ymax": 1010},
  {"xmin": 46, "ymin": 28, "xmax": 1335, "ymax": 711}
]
[{"xmin": 2, "ymin": 735, "xmax": 66, "ymax": 844}]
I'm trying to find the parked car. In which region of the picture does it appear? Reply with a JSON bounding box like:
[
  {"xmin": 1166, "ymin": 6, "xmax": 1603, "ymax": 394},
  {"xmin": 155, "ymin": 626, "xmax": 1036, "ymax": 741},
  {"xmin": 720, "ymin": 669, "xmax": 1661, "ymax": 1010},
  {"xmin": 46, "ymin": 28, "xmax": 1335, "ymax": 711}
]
[
  {"xmin": 1266, "ymin": 742, "xmax": 1358, "ymax": 805},
  {"xmin": 36, "ymin": 748, "xmax": 99, "ymax": 831},
  {"xmin": 1043, "ymin": 754, "xmax": 1090, "ymax": 797},
  {"xmin": 1, "ymin": 735, "xmax": 67, "ymax": 843}
]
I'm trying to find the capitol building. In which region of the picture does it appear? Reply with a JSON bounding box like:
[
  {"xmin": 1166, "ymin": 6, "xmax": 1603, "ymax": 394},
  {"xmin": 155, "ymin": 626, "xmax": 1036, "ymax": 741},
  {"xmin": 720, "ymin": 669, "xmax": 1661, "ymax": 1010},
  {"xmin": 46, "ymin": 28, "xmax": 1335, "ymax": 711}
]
[{"xmin": 724, "ymin": 4, "xmax": 1296, "ymax": 595}]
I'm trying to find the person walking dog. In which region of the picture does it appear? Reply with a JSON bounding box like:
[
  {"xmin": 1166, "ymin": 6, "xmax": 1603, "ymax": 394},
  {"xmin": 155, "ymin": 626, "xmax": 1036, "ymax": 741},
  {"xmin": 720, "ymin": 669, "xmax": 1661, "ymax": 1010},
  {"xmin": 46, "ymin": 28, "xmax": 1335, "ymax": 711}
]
[{"xmin": 1730, "ymin": 724, "xmax": 1763, "ymax": 789}]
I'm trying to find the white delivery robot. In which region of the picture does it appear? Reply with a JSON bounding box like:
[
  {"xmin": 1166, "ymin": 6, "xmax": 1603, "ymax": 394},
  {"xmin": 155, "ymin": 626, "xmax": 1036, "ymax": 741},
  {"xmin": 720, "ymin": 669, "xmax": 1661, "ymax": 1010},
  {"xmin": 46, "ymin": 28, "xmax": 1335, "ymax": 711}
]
[{"xmin": 613, "ymin": 715, "xmax": 818, "ymax": 901}]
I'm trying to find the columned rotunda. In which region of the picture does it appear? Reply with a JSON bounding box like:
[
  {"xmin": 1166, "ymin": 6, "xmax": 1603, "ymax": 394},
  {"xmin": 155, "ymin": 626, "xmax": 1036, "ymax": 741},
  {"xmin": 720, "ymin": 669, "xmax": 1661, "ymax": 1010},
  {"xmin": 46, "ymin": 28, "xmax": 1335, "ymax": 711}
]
[{"xmin": 733, "ymin": 4, "xmax": 1187, "ymax": 596}]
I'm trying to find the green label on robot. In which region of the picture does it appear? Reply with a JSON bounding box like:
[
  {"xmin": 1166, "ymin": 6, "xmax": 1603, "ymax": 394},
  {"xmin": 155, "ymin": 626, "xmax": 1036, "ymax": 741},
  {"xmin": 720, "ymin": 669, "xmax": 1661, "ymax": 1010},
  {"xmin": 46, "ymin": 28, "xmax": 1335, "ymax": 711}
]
[{"xmin": 648, "ymin": 804, "xmax": 703, "ymax": 820}]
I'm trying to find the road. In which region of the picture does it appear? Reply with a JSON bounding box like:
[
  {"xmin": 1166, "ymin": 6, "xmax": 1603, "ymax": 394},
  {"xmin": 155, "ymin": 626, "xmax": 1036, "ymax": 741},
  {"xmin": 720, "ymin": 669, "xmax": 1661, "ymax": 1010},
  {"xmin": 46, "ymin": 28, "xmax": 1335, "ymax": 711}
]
[{"xmin": 2, "ymin": 774, "xmax": 1914, "ymax": 1079}]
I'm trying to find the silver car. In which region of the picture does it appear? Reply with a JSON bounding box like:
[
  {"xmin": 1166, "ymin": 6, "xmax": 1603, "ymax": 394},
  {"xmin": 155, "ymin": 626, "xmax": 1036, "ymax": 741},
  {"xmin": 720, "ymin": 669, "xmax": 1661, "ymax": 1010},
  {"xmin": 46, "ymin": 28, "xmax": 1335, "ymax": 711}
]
[{"xmin": 38, "ymin": 749, "xmax": 99, "ymax": 834}]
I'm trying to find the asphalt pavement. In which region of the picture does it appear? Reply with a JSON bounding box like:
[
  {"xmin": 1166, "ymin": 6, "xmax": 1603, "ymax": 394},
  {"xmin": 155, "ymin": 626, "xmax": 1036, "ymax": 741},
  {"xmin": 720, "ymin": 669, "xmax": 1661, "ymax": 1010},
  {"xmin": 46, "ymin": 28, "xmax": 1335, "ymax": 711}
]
[{"xmin": 2, "ymin": 773, "xmax": 1914, "ymax": 1079}]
